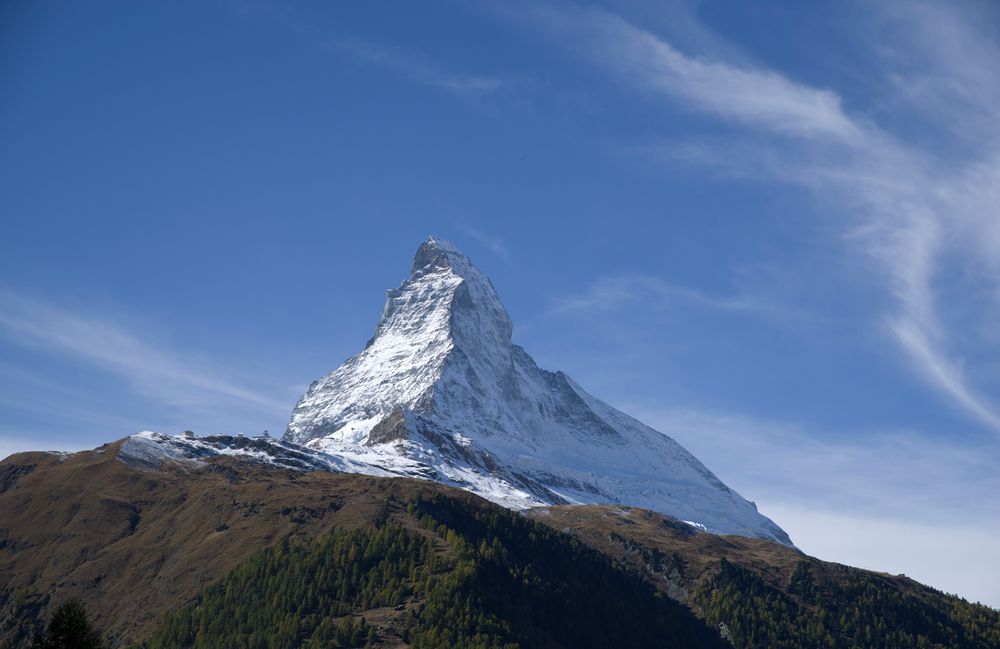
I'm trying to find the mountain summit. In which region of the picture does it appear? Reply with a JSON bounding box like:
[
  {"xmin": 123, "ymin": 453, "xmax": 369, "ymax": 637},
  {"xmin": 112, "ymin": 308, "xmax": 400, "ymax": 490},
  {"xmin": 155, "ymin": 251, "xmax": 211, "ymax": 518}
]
[{"xmin": 285, "ymin": 237, "xmax": 791, "ymax": 545}]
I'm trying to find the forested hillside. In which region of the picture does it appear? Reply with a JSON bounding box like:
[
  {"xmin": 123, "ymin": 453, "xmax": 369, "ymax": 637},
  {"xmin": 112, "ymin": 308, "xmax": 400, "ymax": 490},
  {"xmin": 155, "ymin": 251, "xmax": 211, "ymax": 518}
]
[
  {"xmin": 530, "ymin": 505, "xmax": 1000, "ymax": 649},
  {"xmin": 146, "ymin": 495, "xmax": 728, "ymax": 649}
]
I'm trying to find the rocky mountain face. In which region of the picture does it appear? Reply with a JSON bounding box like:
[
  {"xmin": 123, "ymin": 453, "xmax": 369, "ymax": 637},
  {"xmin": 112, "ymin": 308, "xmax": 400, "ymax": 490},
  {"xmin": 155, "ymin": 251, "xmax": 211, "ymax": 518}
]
[
  {"xmin": 283, "ymin": 237, "xmax": 791, "ymax": 545},
  {"xmin": 109, "ymin": 237, "xmax": 788, "ymax": 544}
]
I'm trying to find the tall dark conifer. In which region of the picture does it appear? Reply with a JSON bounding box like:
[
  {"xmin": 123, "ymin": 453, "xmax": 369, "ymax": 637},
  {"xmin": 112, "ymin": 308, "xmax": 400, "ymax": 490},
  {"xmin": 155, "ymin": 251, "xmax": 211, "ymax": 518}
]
[{"xmin": 35, "ymin": 600, "xmax": 105, "ymax": 649}]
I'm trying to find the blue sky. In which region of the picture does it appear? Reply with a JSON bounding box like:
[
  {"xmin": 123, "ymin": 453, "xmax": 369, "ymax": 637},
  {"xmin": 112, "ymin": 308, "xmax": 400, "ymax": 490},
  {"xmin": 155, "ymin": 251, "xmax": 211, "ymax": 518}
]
[{"xmin": 2, "ymin": 0, "xmax": 999, "ymax": 606}]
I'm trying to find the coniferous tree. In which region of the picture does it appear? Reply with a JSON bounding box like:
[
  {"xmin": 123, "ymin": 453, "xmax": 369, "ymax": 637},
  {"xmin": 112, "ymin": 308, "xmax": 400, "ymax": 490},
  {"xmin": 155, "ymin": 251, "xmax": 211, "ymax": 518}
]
[{"xmin": 35, "ymin": 600, "xmax": 105, "ymax": 649}]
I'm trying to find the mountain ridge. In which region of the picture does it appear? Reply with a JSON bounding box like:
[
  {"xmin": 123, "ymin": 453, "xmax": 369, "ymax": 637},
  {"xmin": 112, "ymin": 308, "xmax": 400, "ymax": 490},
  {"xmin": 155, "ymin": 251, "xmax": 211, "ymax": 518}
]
[
  {"xmin": 4, "ymin": 445, "xmax": 998, "ymax": 648},
  {"xmin": 283, "ymin": 236, "xmax": 791, "ymax": 545}
]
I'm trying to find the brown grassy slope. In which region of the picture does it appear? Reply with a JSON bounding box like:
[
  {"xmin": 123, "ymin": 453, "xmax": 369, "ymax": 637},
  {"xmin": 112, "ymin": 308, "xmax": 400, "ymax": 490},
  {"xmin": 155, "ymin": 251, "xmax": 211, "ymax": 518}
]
[
  {"xmin": 526, "ymin": 503, "xmax": 957, "ymax": 607},
  {"xmin": 5, "ymin": 444, "xmax": 996, "ymax": 648},
  {"xmin": 527, "ymin": 504, "xmax": 807, "ymax": 593},
  {"xmin": 0, "ymin": 440, "xmax": 473, "ymax": 646}
]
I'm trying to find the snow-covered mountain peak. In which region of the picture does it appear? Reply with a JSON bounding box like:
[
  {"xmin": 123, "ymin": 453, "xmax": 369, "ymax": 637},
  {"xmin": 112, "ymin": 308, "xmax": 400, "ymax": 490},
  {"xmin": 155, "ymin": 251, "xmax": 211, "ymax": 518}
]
[
  {"xmin": 282, "ymin": 237, "xmax": 792, "ymax": 545},
  {"xmin": 287, "ymin": 238, "xmax": 512, "ymax": 447},
  {"xmin": 392, "ymin": 235, "xmax": 513, "ymax": 348},
  {"xmin": 410, "ymin": 236, "xmax": 472, "ymax": 277}
]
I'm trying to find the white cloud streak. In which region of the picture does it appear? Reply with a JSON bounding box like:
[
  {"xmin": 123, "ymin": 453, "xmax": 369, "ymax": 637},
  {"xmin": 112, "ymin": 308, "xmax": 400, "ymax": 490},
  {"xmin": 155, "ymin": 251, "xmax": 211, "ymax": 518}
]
[
  {"xmin": 550, "ymin": 273, "xmax": 817, "ymax": 324},
  {"xmin": 234, "ymin": 2, "xmax": 517, "ymax": 106},
  {"xmin": 631, "ymin": 407, "xmax": 1000, "ymax": 523},
  {"xmin": 0, "ymin": 289, "xmax": 289, "ymax": 416},
  {"xmin": 542, "ymin": 6, "xmax": 869, "ymax": 144},
  {"xmin": 459, "ymin": 225, "xmax": 513, "ymax": 262},
  {"xmin": 331, "ymin": 37, "xmax": 505, "ymax": 98},
  {"xmin": 532, "ymin": 1, "xmax": 1000, "ymax": 433}
]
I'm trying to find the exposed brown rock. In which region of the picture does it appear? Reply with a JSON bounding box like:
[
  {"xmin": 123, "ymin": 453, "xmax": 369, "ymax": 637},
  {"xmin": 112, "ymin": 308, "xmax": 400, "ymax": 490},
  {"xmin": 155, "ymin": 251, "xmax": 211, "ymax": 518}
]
[{"xmin": 367, "ymin": 407, "xmax": 410, "ymax": 446}]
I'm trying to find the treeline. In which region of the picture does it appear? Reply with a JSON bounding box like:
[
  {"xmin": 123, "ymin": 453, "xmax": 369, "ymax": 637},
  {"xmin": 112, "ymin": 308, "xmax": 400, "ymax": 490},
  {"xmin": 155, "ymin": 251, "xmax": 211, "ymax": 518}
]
[
  {"xmin": 145, "ymin": 494, "xmax": 727, "ymax": 649},
  {"xmin": 691, "ymin": 558, "xmax": 1000, "ymax": 649}
]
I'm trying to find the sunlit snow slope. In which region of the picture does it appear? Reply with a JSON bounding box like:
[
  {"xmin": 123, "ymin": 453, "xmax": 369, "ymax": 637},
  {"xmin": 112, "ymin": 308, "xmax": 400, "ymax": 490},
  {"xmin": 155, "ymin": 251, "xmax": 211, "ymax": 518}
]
[{"xmin": 284, "ymin": 237, "xmax": 791, "ymax": 545}]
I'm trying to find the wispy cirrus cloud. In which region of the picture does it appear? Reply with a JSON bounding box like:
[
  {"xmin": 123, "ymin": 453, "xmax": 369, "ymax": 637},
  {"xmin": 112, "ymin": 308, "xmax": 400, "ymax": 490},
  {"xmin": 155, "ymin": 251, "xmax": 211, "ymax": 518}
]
[
  {"xmin": 234, "ymin": 2, "xmax": 521, "ymax": 107},
  {"xmin": 526, "ymin": 4, "xmax": 871, "ymax": 144},
  {"xmin": 550, "ymin": 273, "xmax": 819, "ymax": 324},
  {"xmin": 458, "ymin": 225, "xmax": 512, "ymax": 262},
  {"xmin": 0, "ymin": 289, "xmax": 289, "ymax": 417},
  {"xmin": 874, "ymin": 1, "xmax": 1000, "ymax": 147},
  {"xmin": 528, "ymin": 1, "xmax": 1000, "ymax": 434},
  {"xmin": 331, "ymin": 37, "xmax": 506, "ymax": 99},
  {"xmin": 630, "ymin": 406, "xmax": 1000, "ymax": 523}
]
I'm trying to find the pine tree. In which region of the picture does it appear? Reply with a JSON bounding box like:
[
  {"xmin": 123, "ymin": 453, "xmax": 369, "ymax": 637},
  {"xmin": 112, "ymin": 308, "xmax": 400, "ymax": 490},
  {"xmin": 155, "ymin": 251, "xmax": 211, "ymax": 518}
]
[{"xmin": 35, "ymin": 600, "xmax": 105, "ymax": 649}]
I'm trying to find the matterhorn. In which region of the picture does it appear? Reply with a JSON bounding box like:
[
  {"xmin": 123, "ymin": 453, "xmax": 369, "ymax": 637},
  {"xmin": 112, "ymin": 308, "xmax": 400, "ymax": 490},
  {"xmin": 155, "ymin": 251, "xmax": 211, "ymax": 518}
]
[
  {"xmin": 276, "ymin": 237, "xmax": 790, "ymax": 544},
  {"xmin": 121, "ymin": 238, "xmax": 789, "ymax": 544}
]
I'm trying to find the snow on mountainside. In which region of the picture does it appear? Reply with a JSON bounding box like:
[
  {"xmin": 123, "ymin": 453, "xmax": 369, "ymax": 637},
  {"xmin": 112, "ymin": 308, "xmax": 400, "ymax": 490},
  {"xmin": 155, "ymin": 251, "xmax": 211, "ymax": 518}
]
[
  {"xmin": 114, "ymin": 237, "xmax": 789, "ymax": 545},
  {"xmin": 280, "ymin": 237, "xmax": 792, "ymax": 545}
]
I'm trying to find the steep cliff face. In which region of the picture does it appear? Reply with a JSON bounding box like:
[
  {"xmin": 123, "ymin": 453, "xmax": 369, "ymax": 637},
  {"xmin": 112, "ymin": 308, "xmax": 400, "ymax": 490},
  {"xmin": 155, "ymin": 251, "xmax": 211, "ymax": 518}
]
[{"xmin": 284, "ymin": 237, "xmax": 791, "ymax": 545}]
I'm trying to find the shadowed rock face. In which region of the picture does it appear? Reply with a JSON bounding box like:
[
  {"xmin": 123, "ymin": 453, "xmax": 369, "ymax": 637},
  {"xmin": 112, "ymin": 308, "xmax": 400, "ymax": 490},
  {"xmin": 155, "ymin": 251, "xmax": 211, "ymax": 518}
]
[
  {"xmin": 366, "ymin": 407, "xmax": 409, "ymax": 446},
  {"xmin": 282, "ymin": 237, "xmax": 793, "ymax": 546}
]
